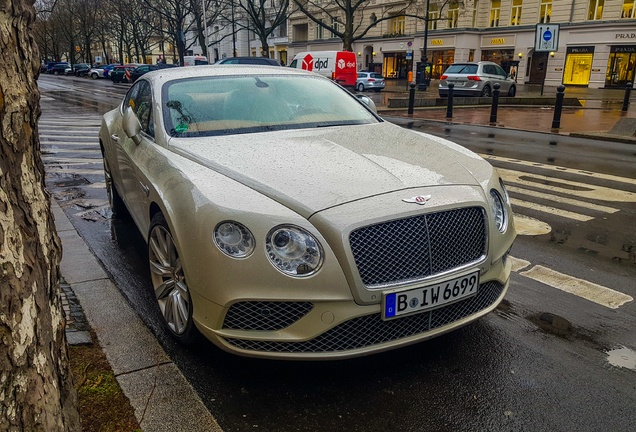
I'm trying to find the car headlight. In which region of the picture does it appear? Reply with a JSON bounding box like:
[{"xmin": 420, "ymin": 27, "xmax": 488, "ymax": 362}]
[
  {"xmin": 265, "ymin": 225, "xmax": 323, "ymax": 277},
  {"xmin": 499, "ymin": 178, "xmax": 510, "ymax": 205},
  {"xmin": 214, "ymin": 221, "xmax": 255, "ymax": 258},
  {"xmin": 490, "ymin": 189, "xmax": 508, "ymax": 233}
]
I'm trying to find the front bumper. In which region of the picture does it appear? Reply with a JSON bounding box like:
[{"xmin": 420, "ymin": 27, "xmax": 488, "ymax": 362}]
[{"xmin": 193, "ymin": 256, "xmax": 511, "ymax": 360}]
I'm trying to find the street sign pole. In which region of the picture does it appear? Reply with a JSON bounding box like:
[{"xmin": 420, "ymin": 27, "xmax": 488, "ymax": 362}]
[{"xmin": 534, "ymin": 23, "xmax": 559, "ymax": 96}]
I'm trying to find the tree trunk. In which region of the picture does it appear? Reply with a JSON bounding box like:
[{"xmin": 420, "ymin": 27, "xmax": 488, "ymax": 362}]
[
  {"xmin": 0, "ymin": 0, "xmax": 80, "ymax": 430},
  {"xmin": 261, "ymin": 38, "xmax": 269, "ymax": 58}
]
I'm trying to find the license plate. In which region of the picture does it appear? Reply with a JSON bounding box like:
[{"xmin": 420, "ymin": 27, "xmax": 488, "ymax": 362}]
[{"xmin": 383, "ymin": 271, "xmax": 479, "ymax": 320}]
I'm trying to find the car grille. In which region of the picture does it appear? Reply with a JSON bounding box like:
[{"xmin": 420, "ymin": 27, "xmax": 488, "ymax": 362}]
[
  {"xmin": 223, "ymin": 280, "xmax": 504, "ymax": 353},
  {"xmin": 222, "ymin": 301, "xmax": 314, "ymax": 331},
  {"xmin": 349, "ymin": 207, "xmax": 487, "ymax": 287}
]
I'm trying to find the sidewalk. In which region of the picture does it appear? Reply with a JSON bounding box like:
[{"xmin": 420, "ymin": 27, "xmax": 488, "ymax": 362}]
[
  {"xmin": 380, "ymin": 105, "xmax": 636, "ymax": 137},
  {"xmin": 52, "ymin": 200, "xmax": 222, "ymax": 432}
]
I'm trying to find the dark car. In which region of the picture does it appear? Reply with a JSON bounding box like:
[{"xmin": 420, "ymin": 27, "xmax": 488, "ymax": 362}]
[
  {"xmin": 215, "ymin": 57, "xmax": 281, "ymax": 66},
  {"xmin": 45, "ymin": 61, "xmax": 59, "ymax": 73},
  {"xmin": 72, "ymin": 63, "xmax": 91, "ymax": 76},
  {"xmin": 51, "ymin": 63, "xmax": 71, "ymax": 75},
  {"xmin": 110, "ymin": 65, "xmax": 141, "ymax": 83},
  {"xmin": 129, "ymin": 63, "xmax": 177, "ymax": 82}
]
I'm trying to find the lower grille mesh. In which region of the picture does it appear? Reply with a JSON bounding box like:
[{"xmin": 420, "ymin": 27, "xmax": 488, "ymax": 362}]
[
  {"xmin": 222, "ymin": 301, "xmax": 314, "ymax": 331},
  {"xmin": 224, "ymin": 281, "xmax": 505, "ymax": 353}
]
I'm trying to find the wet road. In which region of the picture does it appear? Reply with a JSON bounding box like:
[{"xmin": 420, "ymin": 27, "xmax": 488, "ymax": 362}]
[{"xmin": 38, "ymin": 75, "xmax": 636, "ymax": 431}]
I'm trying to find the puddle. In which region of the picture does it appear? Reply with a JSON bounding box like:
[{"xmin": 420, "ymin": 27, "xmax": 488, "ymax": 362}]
[
  {"xmin": 54, "ymin": 187, "xmax": 86, "ymax": 201},
  {"xmin": 55, "ymin": 177, "xmax": 90, "ymax": 187},
  {"xmin": 606, "ymin": 346, "xmax": 636, "ymax": 371},
  {"xmin": 529, "ymin": 313, "xmax": 572, "ymax": 337}
]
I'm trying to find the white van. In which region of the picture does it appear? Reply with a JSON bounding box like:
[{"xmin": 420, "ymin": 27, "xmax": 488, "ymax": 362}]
[
  {"xmin": 289, "ymin": 51, "xmax": 357, "ymax": 87},
  {"xmin": 183, "ymin": 55, "xmax": 209, "ymax": 66}
]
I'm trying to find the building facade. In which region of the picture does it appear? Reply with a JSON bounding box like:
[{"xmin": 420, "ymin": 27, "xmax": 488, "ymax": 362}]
[{"xmin": 287, "ymin": 0, "xmax": 636, "ymax": 88}]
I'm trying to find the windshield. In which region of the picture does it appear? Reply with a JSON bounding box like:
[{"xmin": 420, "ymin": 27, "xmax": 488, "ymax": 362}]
[
  {"xmin": 445, "ymin": 64, "xmax": 478, "ymax": 74},
  {"xmin": 162, "ymin": 75, "xmax": 379, "ymax": 137}
]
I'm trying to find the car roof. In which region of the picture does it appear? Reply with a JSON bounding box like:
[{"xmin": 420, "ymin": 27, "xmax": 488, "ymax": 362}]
[{"xmin": 142, "ymin": 65, "xmax": 325, "ymax": 87}]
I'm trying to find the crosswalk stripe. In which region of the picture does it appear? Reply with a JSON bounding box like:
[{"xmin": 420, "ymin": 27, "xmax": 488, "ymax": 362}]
[
  {"xmin": 41, "ymin": 148, "xmax": 102, "ymax": 154},
  {"xmin": 498, "ymin": 168, "xmax": 636, "ymax": 203},
  {"xmin": 510, "ymin": 198, "xmax": 594, "ymax": 221},
  {"xmin": 46, "ymin": 168, "xmax": 104, "ymax": 175},
  {"xmin": 509, "ymin": 256, "xmax": 531, "ymax": 272},
  {"xmin": 506, "ymin": 185, "xmax": 619, "ymax": 214},
  {"xmin": 481, "ymin": 154, "xmax": 636, "ymax": 187},
  {"xmin": 40, "ymin": 135, "xmax": 97, "ymax": 140},
  {"xmin": 520, "ymin": 265, "xmax": 633, "ymax": 309}
]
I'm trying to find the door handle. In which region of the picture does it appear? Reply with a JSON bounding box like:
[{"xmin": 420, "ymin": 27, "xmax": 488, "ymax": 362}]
[
  {"xmin": 111, "ymin": 134, "xmax": 119, "ymax": 142},
  {"xmin": 139, "ymin": 181, "xmax": 150, "ymax": 197}
]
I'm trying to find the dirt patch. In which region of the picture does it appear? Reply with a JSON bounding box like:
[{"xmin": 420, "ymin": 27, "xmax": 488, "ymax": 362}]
[{"xmin": 69, "ymin": 334, "xmax": 140, "ymax": 432}]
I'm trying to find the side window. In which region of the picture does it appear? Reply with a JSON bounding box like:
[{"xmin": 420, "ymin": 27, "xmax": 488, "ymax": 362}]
[
  {"xmin": 123, "ymin": 82, "xmax": 142, "ymax": 113},
  {"xmin": 135, "ymin": 81, "xmax": 154, "ymax": 138},
  {"xmin": 289, "ymin": 59, "xmax": 297, "ymax": 68},
  {"xmin": 224, "ymin": 59, "xmax": 239, "ymax": 64},
  {"xmin": 484, "ymin": 65, "xmax": 496, "ymax": 75},
  {"xmin": 495, "ymin": 65, "xmax": 507, "ymax": 77}
]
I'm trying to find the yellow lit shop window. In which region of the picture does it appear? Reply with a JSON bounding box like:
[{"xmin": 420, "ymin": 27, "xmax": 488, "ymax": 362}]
[
  {"xmin": 563, "ymin": 53, "xmax": 593, "ymax": 85},
  {"xmin": 384, "ymin": 57, "xmax": 397, "ymax": 78}
]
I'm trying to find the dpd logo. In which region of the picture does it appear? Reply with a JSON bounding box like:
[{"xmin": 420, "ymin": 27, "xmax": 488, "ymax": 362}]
[
  {"xmin": 301, "ymin": 54, "xmax": 313, "ymax": 71},
  {"xmin": 314, "ymin": 59, "xmax": 329, "ymax": 70},
  {"xmin": 338, "ymin": 59, "xmax": 345, "ymax": 69}
]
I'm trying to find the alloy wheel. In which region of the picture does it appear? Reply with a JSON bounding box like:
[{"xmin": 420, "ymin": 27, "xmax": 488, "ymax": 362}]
[
  {"xmin": 149, "ymin": 225, "xmax": 190, "ymax": 335},
  {"xmin": 103, "ymin": 158, "xmax": 114, "ymax": 209}
]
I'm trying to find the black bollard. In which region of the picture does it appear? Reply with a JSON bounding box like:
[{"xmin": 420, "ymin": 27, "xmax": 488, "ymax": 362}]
[
  {"xmin": 490, "ymin": 83, "xmax": 501, "ymax": 123},
  {"xmin": 552, "ymin": 85, "xmax": 566, "ymax": 129},
  {"xmin": 408, "ymin": 82, "xmax": 416, "ymax": 115},
  {"xmin": 622, "ymin": 82, "xmax": 632, "ymax": 112},
  {"xmin": 447, "ymin": 82, "xmax": 454, "ymax": 119}
]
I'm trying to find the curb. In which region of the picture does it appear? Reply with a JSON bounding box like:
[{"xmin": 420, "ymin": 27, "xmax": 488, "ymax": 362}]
[
  {"xmin": 569, "ymin": 132, "xmax": 636, "ymax": 145},
  {"xmin": 52, "ymin": 200, "xmax": 222, "ymax": 432}
]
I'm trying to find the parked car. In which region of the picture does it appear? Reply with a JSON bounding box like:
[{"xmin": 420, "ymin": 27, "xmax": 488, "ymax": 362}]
[
  {"xmin": 289, "ymin": 51, "xmax": 357, "ymax": 88},
  {"xmin": 439, "ymin": 61, "xmax": 516, "ymax": 97},
  {"xmin": 89, "ymin": 64, "xmax": 118, "ymax": 79},
  {"xmin": 45, "ymin": 61, "xmax": 59, "ymax": 73},
  {"xmin": 356, "ymin": 72, "xmax": 385, "ymax": 92},
  {"xmin": 183, "ymin": 55, "xmax": 209, "ymax": 66},
  {"xmin": 99, "ymin": 66, "xmax": 515, "ymax": 359},
  {"xmin": 129, "ymin": 63, "xmax": 176, "ymax": 82},
  {"xmin": 51, "ymin": 63, "xmax": 71, "ymax": 75},
  {"xmin": 215, "ymin": 56, "xmax": 281, "ymax": 66},
  {"xmin": 71, "ymin": 63, "xmax": 91, "ymax": 76},
  {"xmin": 110, "ymin": 64, "xmax": 142, "ymax": 83}
]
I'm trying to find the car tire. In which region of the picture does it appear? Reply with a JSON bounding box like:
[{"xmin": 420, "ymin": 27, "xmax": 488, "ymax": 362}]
[
  {"xmin": 148, "ymin": 212, "xmax": 200, "ymax": 345},
  {"xmin": 508, "ymin": 86, "xmax": 516, "ymax": 97},
  {"xmin": 103, "ymin": 156, "xmax": 127, "ymax": 218},
  {"xmin": 375, "ymin": 89, "xmax": 382, "ymax": 93},
  {"xmin": 53, "ymin": 71, "xmax": 59, "ymax": 76},
  {"xmin": 357, "ymin": 83, "xmax": 364, "ymax": 92},
  {"xmin": 91, "ymin": 73, "xmax": 98, "ymax": 79},
  {"xmin": 481, "ymin": 85, "xmax": 492, "ymax": 97}
]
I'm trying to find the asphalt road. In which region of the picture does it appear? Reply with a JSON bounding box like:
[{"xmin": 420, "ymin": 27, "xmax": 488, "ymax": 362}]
[{"xmin": 38, "ymin": 74, "xmax": 636, "ymax": 431}]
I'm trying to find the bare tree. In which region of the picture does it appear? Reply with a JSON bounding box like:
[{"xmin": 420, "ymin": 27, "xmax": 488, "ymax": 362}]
[
  {"xmin": 0, "ymin": 0, "xmax": 80, "ymax": 429},
  {"xmin": 236, "ymin": 0, "xmax": 290, "ymax": 58},
  {"xmin": 294, "ymin": 0, "xmax": 427, "ymax": 51}
]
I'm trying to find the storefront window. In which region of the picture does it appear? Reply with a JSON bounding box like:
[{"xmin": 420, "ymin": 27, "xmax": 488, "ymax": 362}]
[
  {"xmin": 605, "ymin": 47, "xmax": 636, "ymax": 87},
  {"xmin": 426, "ymin": 50, "xmax": 455, "ymax": 79},
  {"xmin": 469, "ymin": 49, "xmax": 475, "ymax": 62},
  {"xmin": 539, "ymin": 0, "xmax": 552, "ymax": 23},
  {"xmin": 448, "ymin": 3, "xmax": 460, "ymax": 28},
  {"xmin": 383, "ymin": 53, "xmax": 408, "ymax": 79},
  {"xmin": 587, "ymin": 0, "xmax": 604, "ymax": 20},
  {"xmin": 481, "ymin": 49, "xmax": 514, "ymax": 64},
  {"xmin": 622, "ymin": 0, "xmax": 635, "ymax": 18},
  {"xmin": 564, "ymin": 52, "xmax": 593, "ymax": 85},
  {"xmin": 490, "ymin": 0, "xmax": 501, "ymax": 27},
  {"xmin": 429, "ymin": 5, "xmax": 439, "ymax": 29},
  {"xmin": 511, "ymin": 0, "xmax": 523, "ymax": 25}
]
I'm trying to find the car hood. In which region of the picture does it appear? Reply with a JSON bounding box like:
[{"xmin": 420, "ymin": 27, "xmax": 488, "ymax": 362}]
[{"xmin": 168, "ymin": 122, "xmax": 488, "ymax": 218}]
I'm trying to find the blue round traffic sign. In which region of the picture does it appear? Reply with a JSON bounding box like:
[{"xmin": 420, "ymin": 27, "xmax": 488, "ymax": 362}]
[{"xmin": 543, "ymin": 30, "xmax": 552, "ymax": 41}]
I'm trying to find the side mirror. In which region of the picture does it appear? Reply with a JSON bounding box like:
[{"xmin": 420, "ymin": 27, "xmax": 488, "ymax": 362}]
[
  {"xmin": 122, "ymin": 106, "xmax": 141, "ymax": 145},
  {"xmin": 355, "ymin": 94, "xmax": 377, "ymax": 113}
]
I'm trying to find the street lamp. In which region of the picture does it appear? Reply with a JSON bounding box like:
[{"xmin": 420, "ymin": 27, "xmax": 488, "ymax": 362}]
[{"xmin": 419, "ymin": 0, "xmax": 432, "ymax": 91}]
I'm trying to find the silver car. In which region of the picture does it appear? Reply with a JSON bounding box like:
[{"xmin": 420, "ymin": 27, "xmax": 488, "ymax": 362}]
[
  {"xmin": 356, "ymin": 72, "xmax": 385, "ymax": 92},
  {"xmin": 99, "ymin": 66, "xmax": 515, "ymax": 359},
  {"xmin": 439, "ymin": 62, "xmax": 516, "ymax": 98}
]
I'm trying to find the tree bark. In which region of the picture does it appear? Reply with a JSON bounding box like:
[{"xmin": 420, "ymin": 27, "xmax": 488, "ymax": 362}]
[{"xmin": 0, "ymin": 0, "xmax": 80, "ymax": 430}]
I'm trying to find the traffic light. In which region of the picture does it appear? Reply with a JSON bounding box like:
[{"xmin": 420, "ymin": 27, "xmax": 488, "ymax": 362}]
[{"xmin": 76, "ymin": 46, "xmax": 80, "ymax": 52}]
